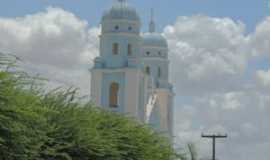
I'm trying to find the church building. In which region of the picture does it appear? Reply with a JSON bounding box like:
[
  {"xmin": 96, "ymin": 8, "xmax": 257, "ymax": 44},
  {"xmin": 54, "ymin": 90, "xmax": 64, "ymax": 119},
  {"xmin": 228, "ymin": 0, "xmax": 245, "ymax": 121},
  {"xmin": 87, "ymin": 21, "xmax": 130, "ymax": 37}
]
[{"xmin": 90, "ymin": 0, "xmax": 174, "ymax": 138}]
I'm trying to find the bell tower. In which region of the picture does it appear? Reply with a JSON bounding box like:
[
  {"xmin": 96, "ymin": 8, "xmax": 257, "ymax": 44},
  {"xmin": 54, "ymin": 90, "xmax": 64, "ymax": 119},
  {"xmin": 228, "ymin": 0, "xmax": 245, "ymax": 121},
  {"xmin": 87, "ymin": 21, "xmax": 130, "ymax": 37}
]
[
  {"xmin": 141, "ymin": 10, "xmax": 174, "ymax": 138},
  {"xmin": 91, "ymin": 0, "xmax": 147, "ymax": 120},
  {"xmin": 91, "ymin": 1, "xmax": 174, "ymax": 140}
]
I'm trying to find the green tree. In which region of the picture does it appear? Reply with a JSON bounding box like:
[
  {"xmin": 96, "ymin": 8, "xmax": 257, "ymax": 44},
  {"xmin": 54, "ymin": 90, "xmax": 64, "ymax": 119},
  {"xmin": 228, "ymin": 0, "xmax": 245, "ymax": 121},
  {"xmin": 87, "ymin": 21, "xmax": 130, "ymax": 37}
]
[{"xmin": 0, "ymin": 53, "xmax": 182, "ymax": 160}]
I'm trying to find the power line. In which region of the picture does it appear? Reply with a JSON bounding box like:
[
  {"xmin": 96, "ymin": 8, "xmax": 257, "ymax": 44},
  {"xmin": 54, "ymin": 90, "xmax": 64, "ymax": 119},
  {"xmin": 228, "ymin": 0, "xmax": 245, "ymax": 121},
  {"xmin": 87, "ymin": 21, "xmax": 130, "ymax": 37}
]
[{"xmin": 201, "ymin": 133, "xmax": 228, "ymax": 160}]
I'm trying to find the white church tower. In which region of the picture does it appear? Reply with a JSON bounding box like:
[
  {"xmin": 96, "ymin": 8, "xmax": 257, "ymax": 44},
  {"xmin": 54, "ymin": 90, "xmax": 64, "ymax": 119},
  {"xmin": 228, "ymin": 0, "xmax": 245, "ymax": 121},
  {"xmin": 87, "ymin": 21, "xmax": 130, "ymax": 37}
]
[{"xmin": 91, "ymin": 0, "xmax": 174, "ymax": 138}]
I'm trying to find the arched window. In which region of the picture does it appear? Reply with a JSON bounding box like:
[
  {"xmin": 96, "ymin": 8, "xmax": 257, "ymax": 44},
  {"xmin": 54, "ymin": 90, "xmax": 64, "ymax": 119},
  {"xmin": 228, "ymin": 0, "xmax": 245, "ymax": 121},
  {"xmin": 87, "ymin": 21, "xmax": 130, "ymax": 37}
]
[
  {"xmin": 109, "ymin": 82, "xmax": 119, "ymax": 108},
  {"xmin": 145, "ymin": 66, "xmax": 150, "ymax": 75},
  {"xmin": 128, "ymin": 44, "xmax": 132, "ymax": 56},
  {"xmin": 158, "ymin": 67, "xmax": 162, "ymax": 78},
  {"xmin": 113, "ymin": 43, "xmax": 119, "ymax": 55}
]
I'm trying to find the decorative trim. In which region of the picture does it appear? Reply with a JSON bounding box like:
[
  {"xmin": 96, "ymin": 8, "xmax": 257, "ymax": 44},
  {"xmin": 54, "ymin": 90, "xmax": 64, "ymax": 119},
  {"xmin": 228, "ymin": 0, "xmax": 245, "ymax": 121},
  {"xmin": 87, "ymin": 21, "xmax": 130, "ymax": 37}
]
[{"xmin": 102, "ymin": 19, "xmax": 141, "ymax": 25}]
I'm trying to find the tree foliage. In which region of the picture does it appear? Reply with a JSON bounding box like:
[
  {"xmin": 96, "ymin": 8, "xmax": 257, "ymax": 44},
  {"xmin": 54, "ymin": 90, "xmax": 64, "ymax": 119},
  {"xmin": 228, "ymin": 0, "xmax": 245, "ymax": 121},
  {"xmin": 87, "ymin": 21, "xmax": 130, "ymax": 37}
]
[{"xmin": 0, "ymin": 53, "xmax": 179, "ymax": 160}]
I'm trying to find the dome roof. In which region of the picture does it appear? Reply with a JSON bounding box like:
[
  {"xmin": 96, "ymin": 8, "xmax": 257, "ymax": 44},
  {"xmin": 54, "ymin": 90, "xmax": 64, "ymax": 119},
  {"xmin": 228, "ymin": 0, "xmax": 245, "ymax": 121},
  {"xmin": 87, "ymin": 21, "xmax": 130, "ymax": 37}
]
[
  {"xmin": 142, "ymin": 33, "xmax": 168, "ymax": 48},
  {"xmin": 102, "ymin": 1, "xmax": 140, "ymax": 22}
]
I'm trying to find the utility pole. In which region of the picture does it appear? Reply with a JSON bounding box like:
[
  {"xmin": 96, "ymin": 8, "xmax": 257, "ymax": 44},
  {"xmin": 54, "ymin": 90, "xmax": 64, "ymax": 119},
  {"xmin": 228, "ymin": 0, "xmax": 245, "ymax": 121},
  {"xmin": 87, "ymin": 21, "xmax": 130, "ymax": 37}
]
[{"xmin": 201, "ymin": 133, "xmax": 228, "ymax": 160}]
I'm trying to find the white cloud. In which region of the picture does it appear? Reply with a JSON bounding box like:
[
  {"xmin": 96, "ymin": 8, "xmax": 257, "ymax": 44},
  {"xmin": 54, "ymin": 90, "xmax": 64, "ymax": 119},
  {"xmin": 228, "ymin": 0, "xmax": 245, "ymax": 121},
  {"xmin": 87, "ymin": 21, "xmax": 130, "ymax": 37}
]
[
  {"xmin": 255, "ymin": 69, "xmax": 270, "ymax": 87},
  {"xmin": 250, "ymin": 17, "xmax": 270, "ymax": 57},
  {"xmin": 0, "ymin": 7, "xmax": 100, "ymax": 96},
  {"xmin": 211, "ymin": 92, "xmax": 244, "ymax": 110},
  {"xmin": 166, "ymin": 16, "xmax": 270, "ymax": 159},
  {"xmin": 164, "ymin": 15, "xmax": 250, "ymax": 96},
  {"xmin": 1, "ymin": 7, "xmax": 270, "ymax": 160},
  {"xmin": 174, "ymin": 91, "xmax": 270, "ymax": 160}
]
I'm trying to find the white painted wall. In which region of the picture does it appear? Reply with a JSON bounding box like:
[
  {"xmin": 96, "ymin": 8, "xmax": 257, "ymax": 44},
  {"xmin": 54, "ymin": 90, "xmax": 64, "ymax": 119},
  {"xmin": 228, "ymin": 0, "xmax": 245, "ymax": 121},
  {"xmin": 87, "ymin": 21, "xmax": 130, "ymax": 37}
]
[{"xmin": 91, "ymin": 69, "xmax": 103, "ymax": 106}]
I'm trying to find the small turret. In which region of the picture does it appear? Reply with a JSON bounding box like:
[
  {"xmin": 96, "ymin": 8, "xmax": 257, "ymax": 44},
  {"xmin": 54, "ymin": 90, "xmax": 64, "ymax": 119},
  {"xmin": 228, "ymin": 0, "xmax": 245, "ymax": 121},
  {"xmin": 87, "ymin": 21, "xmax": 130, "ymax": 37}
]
[
  {"xmin": 142, "ymin": 9, "xmax": 170, "ymax": 89},
  {"xmin": 142, "ymin": 9, "xmax": 168, "ymax": 58}
]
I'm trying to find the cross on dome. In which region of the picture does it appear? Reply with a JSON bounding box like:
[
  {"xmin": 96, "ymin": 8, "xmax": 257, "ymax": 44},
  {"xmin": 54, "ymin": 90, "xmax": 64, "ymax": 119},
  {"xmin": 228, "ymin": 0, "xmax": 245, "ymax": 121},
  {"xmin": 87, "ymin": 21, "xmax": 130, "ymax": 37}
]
[
  {"xmin": 118, "ymin": 0, "xmax": 127, "ymax": 3},
  {"xmin": 149, "ymin": 8, "xmax": 156, "ymax": 33},
  {"xmin": 151, "ymin": 8, "xmax": 154, "ymax": 22},
  {"xmin": 117, "ymin": 0, "xmax": 127, "ymax": 7}
]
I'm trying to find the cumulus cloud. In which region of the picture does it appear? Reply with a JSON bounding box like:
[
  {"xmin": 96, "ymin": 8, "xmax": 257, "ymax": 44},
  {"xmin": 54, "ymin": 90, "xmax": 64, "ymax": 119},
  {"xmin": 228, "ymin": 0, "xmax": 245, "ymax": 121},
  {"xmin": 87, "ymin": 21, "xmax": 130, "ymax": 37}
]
[
  {"xmin": 167, "ymin": 15, "xmax": 270, "ymax": 160},
  {"xmin": 251, "ymin": 17, "xmax": 270, "ymax": 57},
  {"xmin": 164, "ymin": 15, "xmax": 250, "ymax": 96},
  {"xmin": 0, "ymin": 7, "xmax": 100, "ymax": 95},
  {"xmin": 255, "ymin": 69, "xmax": 270, "ymax": 87},
  {"xmin": 1, "ymin": 7, "xmax": 270, "ymax": 160},
  {"xmin": 174, "ymin": 91, "xmax": 270, "ymax": 160}
]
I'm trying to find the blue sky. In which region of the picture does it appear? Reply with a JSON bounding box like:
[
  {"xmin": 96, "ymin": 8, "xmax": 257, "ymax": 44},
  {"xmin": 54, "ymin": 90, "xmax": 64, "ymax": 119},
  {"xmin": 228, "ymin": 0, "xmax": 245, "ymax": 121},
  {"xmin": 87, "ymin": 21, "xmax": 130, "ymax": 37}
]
[
  {"xmin": 0, "ymin": 0, "xmax": 269, "ymax": 32},
  {"xmin": 4, "ymin": 0, "xmax": 269, "ymax": 72}
]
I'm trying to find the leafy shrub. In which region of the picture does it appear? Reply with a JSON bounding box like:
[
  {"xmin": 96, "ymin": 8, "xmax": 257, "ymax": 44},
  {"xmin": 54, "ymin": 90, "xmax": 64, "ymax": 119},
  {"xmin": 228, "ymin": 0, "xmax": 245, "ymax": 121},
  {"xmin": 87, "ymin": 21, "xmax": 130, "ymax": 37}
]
[{"xmin": 0, "ymin": 54, "xmax": 179, "ymax": 160}]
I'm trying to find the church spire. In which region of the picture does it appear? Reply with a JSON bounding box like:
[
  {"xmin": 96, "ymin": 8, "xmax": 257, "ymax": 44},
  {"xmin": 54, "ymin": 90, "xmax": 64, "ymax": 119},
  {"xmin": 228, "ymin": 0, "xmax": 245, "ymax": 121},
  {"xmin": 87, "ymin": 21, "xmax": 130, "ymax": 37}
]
[
  {"xmin": 117, "ymin": 0, "xmax": 127, "ymax": 9},
  {"xmin": 149, "ymin": 8, "xmax": 156, "ymax": 33},
  {"xmin": 118, "ymin": 0, "xmax": 126, "ymax": 3}
]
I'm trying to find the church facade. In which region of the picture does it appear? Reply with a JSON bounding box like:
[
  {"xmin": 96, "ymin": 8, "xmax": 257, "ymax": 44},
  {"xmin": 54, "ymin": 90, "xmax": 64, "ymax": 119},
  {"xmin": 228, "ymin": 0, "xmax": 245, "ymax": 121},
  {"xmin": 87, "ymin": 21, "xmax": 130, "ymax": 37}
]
[{"xmin": 91, "ymin": 0, "xmax": 174, "ymax": 138}]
